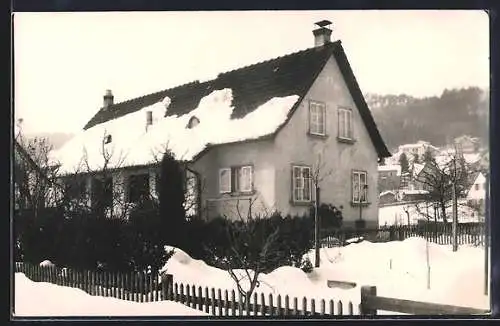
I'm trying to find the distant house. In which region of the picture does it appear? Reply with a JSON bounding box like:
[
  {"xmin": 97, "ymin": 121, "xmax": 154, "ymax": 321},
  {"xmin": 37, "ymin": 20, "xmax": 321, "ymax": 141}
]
[
  {"xmin": 51, "ymin": 21, "xmax": 391, "ymax": 227},
  {"xmin": 399, "ymin": 163, "xmax": 426, "ymax": 191},
  {"xmin": 379, "ymin": 190, "xmax": 397, "ymax": 205},
  {"xmin": 466, "ymin": 172, "xmax": 486, "ymax": 207},
  {"xmin": 377, "ymin": 164, "xmax": 401, "ymax": 193},
  {"xmin": 385, "ymin": 140, "xmax": 438, "ymax": 165},
  {"xmin": 453, "ymin": 135, "xmax": 481, "ymax": 154}
]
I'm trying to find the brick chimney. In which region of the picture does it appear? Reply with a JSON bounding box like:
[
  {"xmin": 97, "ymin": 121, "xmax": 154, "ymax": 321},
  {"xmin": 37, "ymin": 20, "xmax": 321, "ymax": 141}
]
[
  {"xmin": 313, "ymin": 20, "xmax": 332, "ymax": 47},
  {"xmin": 103, "ymin": 89, "xmax": 114, "ymax": 108},
  {"xmin": 146, "ymin": 110, "xmax": 153, "ymax": 131}
]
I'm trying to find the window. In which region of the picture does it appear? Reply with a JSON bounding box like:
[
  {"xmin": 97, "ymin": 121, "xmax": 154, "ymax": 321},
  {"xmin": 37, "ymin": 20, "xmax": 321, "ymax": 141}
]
[
  {"xmin": 219, "ymin": 166, "xmax": 253, "ymax": 194},
  {"xmin": 309, "ymin": 101, "xmax": 326, "ymax": 135},
  {"xmin": 352, "ymin": 171, "xmax": 368, "ymax": 203},
  {"xmin": 475, "ymin": 184, "xmax": 480, "ymax": 191},
  {"xmin": 91, "ymin": 176, "xmax": 113, "ymax": 209},
  {"xmin": 186, "ymin": 116, "xmax": 200, "ymax": 129},
  {"xmin": 292, "ymin": 166, "xmax": 312, "ymax": 202},
  {"xmin": 128, "ymin": 173, "xmax": 150, "ymax": 203},
  {"xmin": 104, "ymin": 135, "xmax": 112, "ymax": 144},
  {"xmin": 219, "ymin": 168, "xmax": 231, "ymax": 193},
  {"xmin": 338, "ymin": 107, "xmax": 352, "ymax": 139}
]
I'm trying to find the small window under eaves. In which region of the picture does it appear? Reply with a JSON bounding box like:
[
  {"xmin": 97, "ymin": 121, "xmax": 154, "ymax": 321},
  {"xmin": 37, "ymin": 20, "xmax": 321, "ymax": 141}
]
[{"xmin": 186, "ymin": 116, "xmax": 200, "ymax": 129}]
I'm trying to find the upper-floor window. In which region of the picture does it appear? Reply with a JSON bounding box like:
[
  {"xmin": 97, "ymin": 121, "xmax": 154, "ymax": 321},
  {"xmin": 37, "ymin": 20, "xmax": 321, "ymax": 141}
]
[
  {"xmin": 309, "ymin": 101, "xmax": 326, "ymax": 136},
  {"xmin": 352, "ymin": 170, "xmax": 368, "ymax": 203},
  {"xmin": 219, "ymin": 166, "xmax": 253, "ymax": 194},
  {"xmin": 338, "ymin": 107, "xmax": 353, "ymax": 140},
  {"xmin": 292, "ymin": 165, "xmax": 312, "ymax": 203},
  {"xmin": 475, "ymin": 184, "xmax": 480, "ymax": 191}
]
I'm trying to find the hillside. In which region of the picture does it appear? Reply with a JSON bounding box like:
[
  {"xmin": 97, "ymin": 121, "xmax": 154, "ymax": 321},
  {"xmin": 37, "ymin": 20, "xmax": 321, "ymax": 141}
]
[{"xmin": 366, "ymin": 87, "xmax": 489, "ymax": 151}]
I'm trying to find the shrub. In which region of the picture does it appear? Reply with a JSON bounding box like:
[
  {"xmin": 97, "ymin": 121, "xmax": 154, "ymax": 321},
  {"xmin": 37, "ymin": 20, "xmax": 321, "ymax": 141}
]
[
  {"xmin": 301, "ymin": 257, "xmax": 314, "ymax": 273},
  {"xmin": 189, "ymin": 212, "xmax": 316, "ymax": 272},
  {"xmin": 312, "ymin": 203, "xmax": 343, "ymax": 229},
  {"xmin": 158, "ymin": 150, "xmax": 187, "ymax": 248}
]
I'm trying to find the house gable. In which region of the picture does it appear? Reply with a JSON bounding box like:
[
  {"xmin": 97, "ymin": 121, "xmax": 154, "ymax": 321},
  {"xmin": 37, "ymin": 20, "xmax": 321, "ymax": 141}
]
[{"xmin": 272, "ymin": 54, "xmax": 382, "ymax": 227}]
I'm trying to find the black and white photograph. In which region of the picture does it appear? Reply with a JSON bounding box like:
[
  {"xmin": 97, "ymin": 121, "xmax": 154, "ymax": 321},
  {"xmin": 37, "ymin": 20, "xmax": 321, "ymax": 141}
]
[{"xmin": 12, "ymin": 10, "xmax": 490, "ymax": 317}]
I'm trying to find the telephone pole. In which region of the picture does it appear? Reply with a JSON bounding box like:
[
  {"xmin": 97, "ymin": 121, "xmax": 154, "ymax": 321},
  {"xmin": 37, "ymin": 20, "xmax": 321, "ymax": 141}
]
[{"xmin": 452, "ymin": 181, "xmax": 458, "ymax": 252}]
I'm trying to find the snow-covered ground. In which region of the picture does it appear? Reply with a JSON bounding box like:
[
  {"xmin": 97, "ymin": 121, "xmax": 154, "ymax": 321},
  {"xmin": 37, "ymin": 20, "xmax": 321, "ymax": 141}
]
[
  {"xmin": 14, "ymin": 238, "xmax": 489, "ymax": 316},
  {"xmin": 14, "ymin": 273, "xmax": 207, "ymax": 317},
  {"xmin": 160, "ymin": 238, "xmax": 489, "ymax": 315}
]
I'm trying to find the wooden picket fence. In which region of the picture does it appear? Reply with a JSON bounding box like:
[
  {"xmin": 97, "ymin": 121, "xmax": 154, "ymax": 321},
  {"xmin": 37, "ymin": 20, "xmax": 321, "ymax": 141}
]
[
  {"xmin": 15, "ymin": 262, "xmax": 488, "ymax": 316},
  {"xmin": 15, "ymin": 262, "xmax": 173, "ymax": 303},
  {"xmin": 167, "ymin": 281, "xmax": 358, "ymax": 316},
  {"xmin": 15, "ymin": 262, "xmax": 358, "ymax": 316},
  {"xmin": 320, "ymin": 223, "xmax": 485, "ymax": 248}
]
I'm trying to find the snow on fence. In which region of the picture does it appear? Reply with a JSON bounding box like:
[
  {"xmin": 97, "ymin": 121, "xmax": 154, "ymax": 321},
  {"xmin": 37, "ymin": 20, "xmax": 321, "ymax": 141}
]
[
  {"xmin": 14, "ymin": 262, "xmax": 357, "ymax": 317},
  {"xmin": 320, "ymin": 224, "xmax": 485, "ymax": 248}
]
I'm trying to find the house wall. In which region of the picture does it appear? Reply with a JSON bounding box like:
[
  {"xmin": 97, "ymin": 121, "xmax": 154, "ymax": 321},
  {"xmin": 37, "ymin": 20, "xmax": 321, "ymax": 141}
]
[
  {"xmin": 75, "ymin": 165, "xmax": 160, "ymax": 218},
  {"xmin": 191, "ymin": 140, "xmax": 277, "ymax": 220},
  {"xmin": 272, "ymin": 56, "xmax": 380, "ymax": 229},
  {"xmin": 467, "ymin": 173, "xmax": 486, "ymax": 201}
]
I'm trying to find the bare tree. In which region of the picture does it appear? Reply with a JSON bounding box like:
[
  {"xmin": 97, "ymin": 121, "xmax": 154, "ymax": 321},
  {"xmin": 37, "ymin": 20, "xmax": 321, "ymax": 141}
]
[
  {"xmin": 206, "ymin": 198, "xmax": 281, "ymax": 303},
  {"xmin": 310, "ymin": 153, "xmax": 333, "ymax": 267},
  {"xmin": 14, "ymin": 122, "xmax": 63, "ymax": 216},
  {"xmin": 414, "ymin": 150, "xmax": 471, "ymax": 224}
]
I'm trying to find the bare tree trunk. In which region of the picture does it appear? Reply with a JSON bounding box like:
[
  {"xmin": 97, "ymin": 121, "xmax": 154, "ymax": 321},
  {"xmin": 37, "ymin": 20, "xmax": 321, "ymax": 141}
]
[
  {"xmin": 425, "ymin": 237, "xmax": 430, "ymax": 289},
  {"xmin": 314, "ymin": 187, "xmax": 320, "ymax": 268},
  {"xmin": 452, "ymin": 182, "xmax": 458, "ymax": 252},
  {"xmin": 484, "ymin": 173, "xmax": 489, "ymax": 295},
  {"xmin": 440, "ymin": 201, "xmax": 447, "ymax": 224}
]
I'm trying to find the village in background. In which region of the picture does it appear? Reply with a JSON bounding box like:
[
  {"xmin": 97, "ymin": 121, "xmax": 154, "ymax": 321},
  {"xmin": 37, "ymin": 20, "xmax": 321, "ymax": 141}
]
[{"xmin": 377, "ymin": 135, "xmax": 488, "ymax": 227}]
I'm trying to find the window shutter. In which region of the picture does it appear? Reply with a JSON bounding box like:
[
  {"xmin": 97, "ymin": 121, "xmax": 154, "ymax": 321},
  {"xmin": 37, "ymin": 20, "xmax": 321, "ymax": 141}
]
[
  {"xmin": 219, "ymin": 168, "xmax": 231, "ymax": 193},
  {"xmin": 347, "ymin": 110, "xmax": 352, "ymax": 138}
]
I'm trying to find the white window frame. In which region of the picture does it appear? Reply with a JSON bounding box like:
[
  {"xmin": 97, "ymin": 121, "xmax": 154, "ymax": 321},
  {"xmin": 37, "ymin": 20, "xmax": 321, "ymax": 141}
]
[
  {"xmin": 219, "ymin": 166, "xmax": 253, "ymax": 194},
  {"xmin": 237, "ymin": 166, "xmax": 253, "ymax": 193},
  {"xmin": 309, "ymin": 101, "xmax": 326, "ymax": 136},
  {"xmin": 219, "ymin": 168, "xmax": 231, "ymax": 194},
  {"xmin": 292, "ymin": 165, "xmax": 312, "ymax": 203},
  {"xmin": 338, "ymin": 107, "xmax": 353, "ymax": 140},
  {"xmin": 352, "ymin": 170, "xmax": 368, "ymax": 203}
]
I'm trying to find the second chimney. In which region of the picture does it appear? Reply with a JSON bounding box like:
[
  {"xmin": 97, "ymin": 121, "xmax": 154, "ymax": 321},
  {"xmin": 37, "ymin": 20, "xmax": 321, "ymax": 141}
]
[
  {"xmin": 146, "ymin": 110, "xmax": 153, "ymax": 130},
  {"xmin": 103, "ymin": 89, "xmax": 114, "ymax": 108},
  {"xmin": 313, "ymin": 20, "xmax": 333, "ymax": 47}
]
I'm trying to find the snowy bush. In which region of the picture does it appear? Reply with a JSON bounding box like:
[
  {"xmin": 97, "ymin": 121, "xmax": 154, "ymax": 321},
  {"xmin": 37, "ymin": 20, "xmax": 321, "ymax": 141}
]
[{"xmin": 300, "ymin": 257, "xmax": 314, "ymax": 273}]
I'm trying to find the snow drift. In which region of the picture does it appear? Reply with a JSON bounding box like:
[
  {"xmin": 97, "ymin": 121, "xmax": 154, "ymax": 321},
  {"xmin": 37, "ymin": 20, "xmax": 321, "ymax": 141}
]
[{"xmin": 14, "ymin": 273, "xmax": 207, "ymax": 317}]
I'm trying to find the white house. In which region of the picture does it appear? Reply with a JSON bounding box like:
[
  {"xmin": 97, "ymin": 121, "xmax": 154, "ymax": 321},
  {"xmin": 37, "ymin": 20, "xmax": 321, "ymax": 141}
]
[{"xmin": 467, "ymin": 172, "xmax": 486, "ymax": 205}]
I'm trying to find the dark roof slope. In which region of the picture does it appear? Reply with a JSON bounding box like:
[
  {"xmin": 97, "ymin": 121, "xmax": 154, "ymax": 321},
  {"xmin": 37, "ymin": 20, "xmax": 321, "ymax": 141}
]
[{"xmin": 83, "ymin": 41, "xmax": 391, "ymax": 158}]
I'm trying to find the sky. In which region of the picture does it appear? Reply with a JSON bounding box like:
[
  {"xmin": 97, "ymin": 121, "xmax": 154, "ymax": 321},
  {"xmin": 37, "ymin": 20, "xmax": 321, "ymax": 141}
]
[{"xmin": 14, "ymin": 10, "xmax": 489, "ymax": 134}]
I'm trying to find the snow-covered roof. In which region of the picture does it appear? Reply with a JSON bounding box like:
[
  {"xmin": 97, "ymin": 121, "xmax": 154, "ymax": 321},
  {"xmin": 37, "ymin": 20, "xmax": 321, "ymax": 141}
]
[
  {"xmin": 51, "ymin": 89, "xmax": 299, "ymax": 174},
  {"xmin": 412, "ymin": 163, "xmax": 425, "ymax": 176},
  {"xmin": 379, "ymin": 190, "xmax": 396, "ymax": 197},
  {"xmin": 399, "ymin": 189, "xmax": 429, "ymax": 195}
]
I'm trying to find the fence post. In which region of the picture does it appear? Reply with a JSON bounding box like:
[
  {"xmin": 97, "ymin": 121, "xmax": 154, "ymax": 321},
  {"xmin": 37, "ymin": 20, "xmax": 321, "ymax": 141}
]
[
  {"xmin": 217, "ymin": 289, "xmax": 222, "ymax": 316},
  {"xmin": 360, "ymin": 285, "xmax": 377, "ymax": 315},
  {"xmin": 269, "ymin": 294, "xmax": 274, "ymax": 316},
  {"xmin": 211, "ymin": 288, "xmax": 216, "ymax": 315}
]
